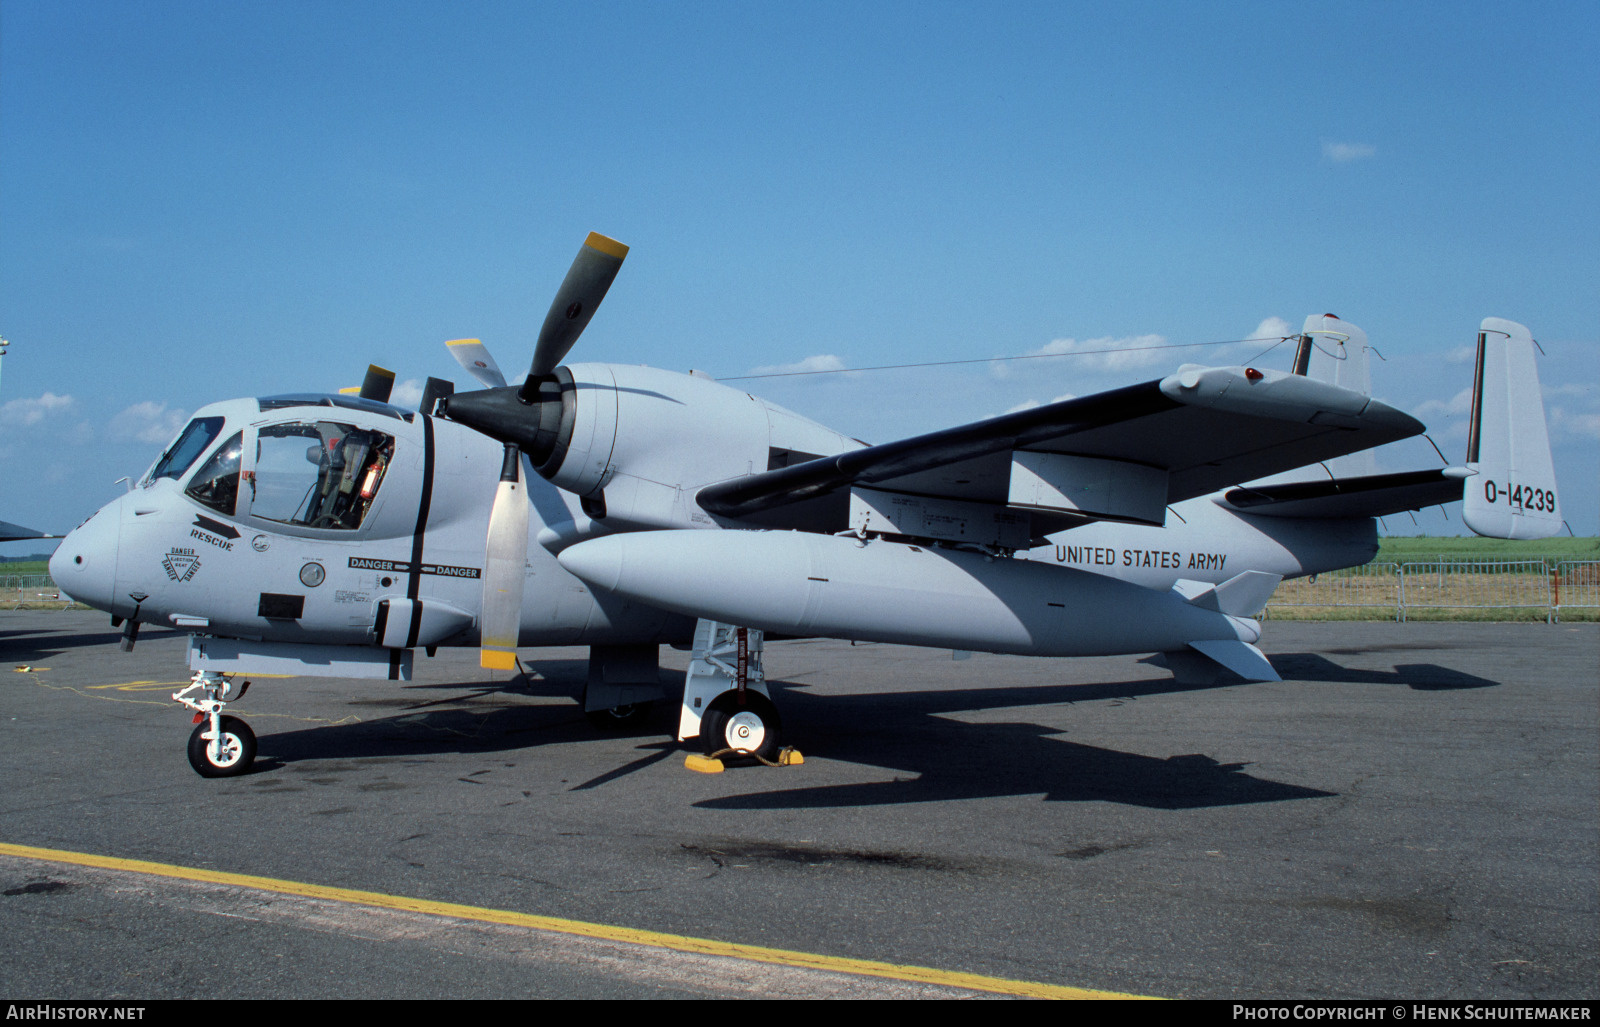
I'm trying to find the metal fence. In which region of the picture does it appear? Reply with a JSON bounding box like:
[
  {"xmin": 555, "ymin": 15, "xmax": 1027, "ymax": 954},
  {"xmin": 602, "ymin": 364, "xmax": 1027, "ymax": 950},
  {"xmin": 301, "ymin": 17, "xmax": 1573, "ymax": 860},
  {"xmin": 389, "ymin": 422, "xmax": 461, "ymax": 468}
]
[
  {"xmin": 1266, "ymin": 560, "xmax": 1600, "ymax": 623},
  {"xmin": 0, "ymin": 575, "xmax": 69, "ymax": 609}
]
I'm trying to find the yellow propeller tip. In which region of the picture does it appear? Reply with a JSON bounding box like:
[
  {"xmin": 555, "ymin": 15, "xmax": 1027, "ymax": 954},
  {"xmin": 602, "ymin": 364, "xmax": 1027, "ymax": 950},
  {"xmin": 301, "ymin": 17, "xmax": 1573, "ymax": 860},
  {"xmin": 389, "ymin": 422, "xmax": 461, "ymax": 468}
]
[
  {"xmin": 584, "ymin": 232, "xmax": 629, "ymax": 259},
  {"xmin": 481, "ymin": 651, "xmax": 518, "ymax": 671}
]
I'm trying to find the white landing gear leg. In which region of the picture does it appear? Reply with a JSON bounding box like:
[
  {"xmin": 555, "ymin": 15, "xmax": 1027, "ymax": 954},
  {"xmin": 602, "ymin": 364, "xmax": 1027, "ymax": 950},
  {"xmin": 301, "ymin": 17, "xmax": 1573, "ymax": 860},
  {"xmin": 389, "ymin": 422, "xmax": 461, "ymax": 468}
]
[
  {"xmin": 679, "ymin": 619, "xmax": 800, "ymax": 773},
  {"xmin": 173, "ymin": 670, "xmax": 257, "ymax": 778}
]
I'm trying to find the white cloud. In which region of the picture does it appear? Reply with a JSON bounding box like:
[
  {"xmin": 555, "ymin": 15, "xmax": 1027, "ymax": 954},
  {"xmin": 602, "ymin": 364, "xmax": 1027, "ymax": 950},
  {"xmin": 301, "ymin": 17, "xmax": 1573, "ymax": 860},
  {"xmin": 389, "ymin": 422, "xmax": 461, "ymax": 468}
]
[
  {"xmin": 1024, "ymin": 334, "xmax": 1170, "ymax": 373},
  {"xmin": 1000, "ymin": 393, "xmax": 1077, "ymax": 417},
  {"xmin": 1, "ymin": 392, "xmax": 74, "ymax": 426},
  {"xmin": 390, "ymin": 378, "xmax": 424, "ymax": 410},
  {"xmin": 1250, "ymin": 317, "xmax": 1292, "ymax": 341},
  {"xmin": 109, "ymin": 401, "xmax": 189, "ymax": 445},
  {"xmin": 1550, "ymin": 406, "xmax": 1600, "ymax": 442},
  {"xmin": 1322, "ymin": 141, "xmax": 1377, "ymax": 163},
  {"xmin": 748, "ymin": 354, "xmax": 855, "ymax": 378},
  {"xmin": 1446, "ymin": 345, "xmax": 1478, "ymax": 364},
  {"xmin": 1412, "ymin": 387, "xmax": 1474, "ymax": 422}
]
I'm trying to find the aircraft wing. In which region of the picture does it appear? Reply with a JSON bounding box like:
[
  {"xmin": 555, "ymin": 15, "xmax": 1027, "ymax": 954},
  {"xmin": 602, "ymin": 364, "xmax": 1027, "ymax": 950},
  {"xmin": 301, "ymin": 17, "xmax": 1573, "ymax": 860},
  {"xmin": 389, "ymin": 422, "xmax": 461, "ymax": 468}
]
[
  {"xmin": 698, "ymin": 364, "xmax": 1424, "ymax": 535},
  {"xmin": 1217, "ymin": 468, "xmax": 1469, "ymax": 520},
  {"xmin": 0, "ymin": 519, "xmax": 54, "ymax": 543}
]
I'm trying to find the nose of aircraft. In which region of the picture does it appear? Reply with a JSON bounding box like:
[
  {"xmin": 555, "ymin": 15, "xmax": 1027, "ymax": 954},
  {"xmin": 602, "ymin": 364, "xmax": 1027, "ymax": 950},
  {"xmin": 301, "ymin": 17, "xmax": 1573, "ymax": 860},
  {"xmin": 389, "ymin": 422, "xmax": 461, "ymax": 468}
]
[{"xmin": 49, "ymin": 502, "xmax": 121, "ymax": 614}]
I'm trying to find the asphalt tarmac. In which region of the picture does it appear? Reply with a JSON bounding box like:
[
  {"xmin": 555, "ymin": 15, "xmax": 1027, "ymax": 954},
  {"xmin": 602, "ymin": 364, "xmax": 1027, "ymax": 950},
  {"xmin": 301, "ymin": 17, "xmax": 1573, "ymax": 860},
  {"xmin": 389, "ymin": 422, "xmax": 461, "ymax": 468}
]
[{"xmin": 0, "ymin": 611, "xmax": 1595, "ymax": 999}]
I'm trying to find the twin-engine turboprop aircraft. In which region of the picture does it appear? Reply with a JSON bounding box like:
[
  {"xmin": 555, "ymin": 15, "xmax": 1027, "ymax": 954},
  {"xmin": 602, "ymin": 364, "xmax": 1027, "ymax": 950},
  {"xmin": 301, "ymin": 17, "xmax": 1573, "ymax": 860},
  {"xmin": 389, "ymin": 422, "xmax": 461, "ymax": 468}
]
[{"xmin": 49, "ymin": 234, "xmax": 1561, "ymax": 777}]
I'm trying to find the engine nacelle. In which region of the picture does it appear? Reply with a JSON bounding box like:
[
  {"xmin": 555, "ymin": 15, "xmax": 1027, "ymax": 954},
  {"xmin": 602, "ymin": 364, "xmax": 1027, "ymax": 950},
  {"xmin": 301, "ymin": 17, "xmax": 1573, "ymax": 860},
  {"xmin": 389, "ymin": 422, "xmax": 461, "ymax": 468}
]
[
  {"xmin": 553, "ymin": 364, "xmax": 864, "ymax": 531},
  {"xmin": 444, "ymin": 363, "xmax": 860, "ymax": 533}
]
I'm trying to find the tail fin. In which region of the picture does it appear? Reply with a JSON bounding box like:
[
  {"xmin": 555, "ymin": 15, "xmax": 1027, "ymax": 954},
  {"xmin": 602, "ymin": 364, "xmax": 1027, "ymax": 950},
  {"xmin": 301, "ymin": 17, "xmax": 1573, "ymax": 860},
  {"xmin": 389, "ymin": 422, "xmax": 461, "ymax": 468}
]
[
  {"xmin": 1292, "ymin": 314, "xmax": 1375, "ymax": 478},
  {"xmin": 1462, "ymin": 318, "xmax": 1561, "ymax": 540},
  {"xmin": 1176, "ymin": 569, "xmax": 1283, "ymax": 618},
  {"xmin": 1294, "ymin": 313, "xmax": 1372, "ymax": 398}
]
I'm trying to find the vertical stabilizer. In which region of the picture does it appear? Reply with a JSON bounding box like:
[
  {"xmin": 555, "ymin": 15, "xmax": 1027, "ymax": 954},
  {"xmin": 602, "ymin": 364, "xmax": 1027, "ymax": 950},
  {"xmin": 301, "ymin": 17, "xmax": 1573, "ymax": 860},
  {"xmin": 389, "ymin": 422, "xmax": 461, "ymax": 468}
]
[
  {"xmin": 1294, "ymin": 314, "xmax": 1375, "ymax": 478},
  {"xmin": 1296, "ymin": 313, "xmax": 1372, "ymax": 398},
  {"xmin": 1462, "ymin": 318, "xmax": 1561, "ymax": 540}
]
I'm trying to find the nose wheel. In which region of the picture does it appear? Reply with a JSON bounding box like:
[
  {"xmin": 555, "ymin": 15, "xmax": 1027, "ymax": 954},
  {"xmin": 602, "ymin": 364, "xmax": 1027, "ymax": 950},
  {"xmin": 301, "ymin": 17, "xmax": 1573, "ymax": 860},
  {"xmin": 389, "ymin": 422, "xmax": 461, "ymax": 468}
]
[
  {"xmin": 173, "ymin": 671, "xmax": 256, "ymax": 777},
  {"xmin": 186, "ymin": 715, "xmax": 257, "ymax": 777}
]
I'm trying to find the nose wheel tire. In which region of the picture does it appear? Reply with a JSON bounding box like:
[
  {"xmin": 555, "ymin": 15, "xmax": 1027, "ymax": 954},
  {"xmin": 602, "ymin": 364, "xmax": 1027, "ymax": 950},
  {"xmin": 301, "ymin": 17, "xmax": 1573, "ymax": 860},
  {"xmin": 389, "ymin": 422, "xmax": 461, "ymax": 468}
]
[
  {"xmin": 699, "ymin": 691, "xmax": 782, "ymax": 763},
  {"xmin": 187, "ymin": 716, "xmax": 257, "ymax": 777}
]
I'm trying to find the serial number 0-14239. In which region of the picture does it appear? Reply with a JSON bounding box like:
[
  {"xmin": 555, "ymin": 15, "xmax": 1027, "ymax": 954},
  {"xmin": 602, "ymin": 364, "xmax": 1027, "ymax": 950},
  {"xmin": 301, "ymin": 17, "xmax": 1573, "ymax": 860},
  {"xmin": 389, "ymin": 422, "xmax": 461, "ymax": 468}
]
[{"xmin": 1482, "ymin": 479, "xmax": 1556, "ymax": 513}]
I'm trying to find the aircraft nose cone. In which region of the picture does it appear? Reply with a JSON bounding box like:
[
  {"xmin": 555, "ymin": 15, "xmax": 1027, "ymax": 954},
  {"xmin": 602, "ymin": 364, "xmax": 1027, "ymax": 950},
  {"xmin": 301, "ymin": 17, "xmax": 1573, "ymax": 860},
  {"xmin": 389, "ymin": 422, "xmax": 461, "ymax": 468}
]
[{"xmin": 49, "ymin": 506, "xmax": 120, "ymax": 614}]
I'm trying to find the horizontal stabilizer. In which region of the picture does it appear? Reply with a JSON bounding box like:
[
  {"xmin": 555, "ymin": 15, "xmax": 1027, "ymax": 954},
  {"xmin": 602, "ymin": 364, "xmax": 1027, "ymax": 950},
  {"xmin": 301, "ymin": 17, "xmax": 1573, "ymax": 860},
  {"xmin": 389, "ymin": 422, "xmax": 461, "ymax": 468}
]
[
  {"xmin": 1176, "ymin": 570, "xmax": 1281, "ymax": 618},
  {"xmin": 1462, "ymin": 318, "xmax": 1561, "ymax": 540},
  {"xmin": 1186, "ymin": 639, "xmax": 1281, "ymax": 683},
  {"xmin": 1220, "ymin": 468, "xmax": 1469, "ymax": 520}
]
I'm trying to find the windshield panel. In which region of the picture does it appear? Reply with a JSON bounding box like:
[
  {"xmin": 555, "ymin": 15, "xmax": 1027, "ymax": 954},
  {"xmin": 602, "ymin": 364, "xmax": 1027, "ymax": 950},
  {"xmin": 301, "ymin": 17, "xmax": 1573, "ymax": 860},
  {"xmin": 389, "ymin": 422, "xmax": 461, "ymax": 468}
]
[
  {"xmin": 149, "ymin": 417, "xmax": 225, "ymax": 482},
  {"xmin": 185, "ymin": 432, "xmax": 243, "ymax": 516},
  {"xmin": 252, "ymin": 421, "xmax": 395, "ymax": 530}
]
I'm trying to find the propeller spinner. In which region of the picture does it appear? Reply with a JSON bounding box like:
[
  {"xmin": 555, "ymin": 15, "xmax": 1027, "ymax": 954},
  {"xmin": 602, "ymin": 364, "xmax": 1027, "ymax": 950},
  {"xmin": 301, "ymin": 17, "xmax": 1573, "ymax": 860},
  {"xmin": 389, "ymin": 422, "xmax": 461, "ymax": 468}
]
[{"xmin": 438, "ymin": 232, "xmax": 629, "ymax": 669}]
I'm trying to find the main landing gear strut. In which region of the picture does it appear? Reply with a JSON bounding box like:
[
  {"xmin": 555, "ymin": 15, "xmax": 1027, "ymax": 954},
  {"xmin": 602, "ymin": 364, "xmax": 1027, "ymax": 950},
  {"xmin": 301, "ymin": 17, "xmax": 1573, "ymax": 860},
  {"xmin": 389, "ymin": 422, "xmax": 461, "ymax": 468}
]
[
  {"xmin": 680, "ymin": 620, "xmax": 801, "ymax": 773},
  {"xmin": 173, "ymin": 670, "xmax": 256, "ymax": 777}
]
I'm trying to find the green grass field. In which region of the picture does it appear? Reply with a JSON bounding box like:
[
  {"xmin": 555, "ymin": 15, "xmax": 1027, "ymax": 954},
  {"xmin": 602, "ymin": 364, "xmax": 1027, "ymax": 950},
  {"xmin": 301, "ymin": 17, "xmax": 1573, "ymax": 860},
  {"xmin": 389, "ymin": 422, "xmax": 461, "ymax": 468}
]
[{"xmin": 1376, "ymin": 535, "xmax": 1600, "ymax": 563}]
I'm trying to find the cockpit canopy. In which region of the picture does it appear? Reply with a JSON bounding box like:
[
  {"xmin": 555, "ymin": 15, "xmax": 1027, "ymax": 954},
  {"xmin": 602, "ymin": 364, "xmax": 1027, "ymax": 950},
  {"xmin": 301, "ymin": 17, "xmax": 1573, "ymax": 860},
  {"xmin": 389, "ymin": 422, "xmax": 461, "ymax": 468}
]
[{"xmin": 146, "ymin": 398, "xmax": 405, "ymax": 534}]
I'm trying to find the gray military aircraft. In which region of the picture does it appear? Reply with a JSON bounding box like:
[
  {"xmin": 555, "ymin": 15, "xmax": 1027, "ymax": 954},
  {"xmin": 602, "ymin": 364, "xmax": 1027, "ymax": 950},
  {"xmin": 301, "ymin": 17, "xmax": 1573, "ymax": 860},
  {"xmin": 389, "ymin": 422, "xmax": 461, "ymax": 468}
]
[{"xmin": 48, "ymin": 234, "xmax": 1561, "ymax": 777}]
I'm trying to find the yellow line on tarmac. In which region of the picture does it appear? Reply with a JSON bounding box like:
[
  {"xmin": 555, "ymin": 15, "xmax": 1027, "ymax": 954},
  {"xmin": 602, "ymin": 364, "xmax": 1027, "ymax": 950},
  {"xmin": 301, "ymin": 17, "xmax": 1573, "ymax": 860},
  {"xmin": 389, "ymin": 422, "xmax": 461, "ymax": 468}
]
[{"xmin": 0, "ymin": 841, "xmax": 1153, "ymax": 1000}]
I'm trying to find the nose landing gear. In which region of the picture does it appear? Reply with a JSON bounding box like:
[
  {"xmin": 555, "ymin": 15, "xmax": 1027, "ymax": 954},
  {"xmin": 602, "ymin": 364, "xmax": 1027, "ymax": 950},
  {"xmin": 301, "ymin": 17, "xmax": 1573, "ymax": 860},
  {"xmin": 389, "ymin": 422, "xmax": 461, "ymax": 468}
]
[{"xmin": 173, "ymin": 671, "xmax": 256, "ymax": 777}]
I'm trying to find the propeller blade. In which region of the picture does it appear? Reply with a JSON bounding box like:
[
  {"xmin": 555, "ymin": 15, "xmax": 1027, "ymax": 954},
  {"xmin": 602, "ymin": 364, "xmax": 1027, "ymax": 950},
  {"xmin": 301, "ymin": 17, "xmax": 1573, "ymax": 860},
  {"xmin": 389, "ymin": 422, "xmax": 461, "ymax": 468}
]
[
  {"xmin": 418, "ymin": 377, "xmax": 454, "ymax": 416},
  {"xmin": 447, "ymin": 339, "xmax": 509, "ymax": 389},
  {"xmin": 357, "ymin": 365, "xmax": 396, "ymax": 403},
  {"xmin": 479, "ymin": 445, "xmax": 530, "ymax": 670},
  {"xmin": 524, "ymin": 232, "xmax": 628, "ymax": 391}
]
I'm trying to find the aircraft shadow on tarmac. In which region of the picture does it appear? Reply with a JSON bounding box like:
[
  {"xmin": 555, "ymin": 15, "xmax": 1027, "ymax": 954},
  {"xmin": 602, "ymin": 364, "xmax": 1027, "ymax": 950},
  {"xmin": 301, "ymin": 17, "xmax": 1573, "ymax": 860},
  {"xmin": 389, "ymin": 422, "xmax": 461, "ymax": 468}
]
[
  {"xmin": 0, "ymin": 626, "xmax": 183, "ymax": 665},
  {"xmin": 690, "ymin": 680, "xmax": 1338, "ymax": 811},
  {"xmin": 1268, "ymin": 653, "xmax": 1500, "ymax": 690},
  {"xmin": 244, "ymin": 667, "xmax": 1343, "ymax": 811}
]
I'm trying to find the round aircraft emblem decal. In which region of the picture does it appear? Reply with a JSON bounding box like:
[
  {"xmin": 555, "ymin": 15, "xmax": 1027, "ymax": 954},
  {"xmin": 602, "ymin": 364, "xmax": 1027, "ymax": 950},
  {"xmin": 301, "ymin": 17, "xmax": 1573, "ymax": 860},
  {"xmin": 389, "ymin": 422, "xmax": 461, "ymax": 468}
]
[
  {"xmin": 252, "ymin": 535, "xmax": 271, "ymax": 552},
  {"xmin": 299, "ymin": 562, "xmax": 326, "ymax": 588}
]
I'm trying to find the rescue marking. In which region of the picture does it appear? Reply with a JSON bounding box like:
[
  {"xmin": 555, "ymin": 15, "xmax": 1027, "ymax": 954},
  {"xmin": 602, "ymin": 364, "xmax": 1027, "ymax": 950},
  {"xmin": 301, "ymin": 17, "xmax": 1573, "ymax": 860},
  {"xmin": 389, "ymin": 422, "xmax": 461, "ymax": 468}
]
[{"xmin": 0, "ymin": 842, "xmax": 1151, "ymax": 1000}]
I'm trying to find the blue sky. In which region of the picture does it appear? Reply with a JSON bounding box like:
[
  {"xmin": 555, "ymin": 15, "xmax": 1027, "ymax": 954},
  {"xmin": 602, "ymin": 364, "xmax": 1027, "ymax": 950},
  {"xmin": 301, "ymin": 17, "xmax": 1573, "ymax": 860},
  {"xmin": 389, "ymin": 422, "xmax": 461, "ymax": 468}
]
[{"xmin": 2, "ymin": 0, "xmax": 1596, "ymax": 548}]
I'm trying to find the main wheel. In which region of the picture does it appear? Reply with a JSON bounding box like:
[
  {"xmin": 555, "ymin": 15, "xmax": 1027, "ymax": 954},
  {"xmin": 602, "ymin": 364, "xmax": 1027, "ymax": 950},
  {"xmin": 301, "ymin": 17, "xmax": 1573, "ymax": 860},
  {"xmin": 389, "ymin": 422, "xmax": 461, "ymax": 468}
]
[
  {"xmin": 699, "ymin": 691, "xmax": 782, "ymax": 762},
  {"xmin": 186, "ymin": 716, "xmax": 257, "ymax": 777},
  {"xmin": 580, "ymin": 684, "xmax": 655, "ymax": 729},
  {"xmin": 584, "ymin": 701, "xmax": 654, "ymax": 729}
]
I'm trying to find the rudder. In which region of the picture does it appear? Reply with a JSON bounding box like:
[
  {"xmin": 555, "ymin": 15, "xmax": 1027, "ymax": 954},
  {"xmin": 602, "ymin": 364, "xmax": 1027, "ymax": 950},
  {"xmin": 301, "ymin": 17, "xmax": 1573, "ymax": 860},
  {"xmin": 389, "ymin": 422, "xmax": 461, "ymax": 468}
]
[{"xmin": 1462, "ymin": 318, "xmax": 1561, "ymax": 540}]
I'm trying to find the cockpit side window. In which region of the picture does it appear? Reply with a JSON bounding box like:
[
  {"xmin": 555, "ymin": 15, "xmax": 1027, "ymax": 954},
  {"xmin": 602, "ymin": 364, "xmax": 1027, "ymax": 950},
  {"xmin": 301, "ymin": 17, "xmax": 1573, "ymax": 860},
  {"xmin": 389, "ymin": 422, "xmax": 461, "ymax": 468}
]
[
  {"xmin": 185, "ymin": 432, "xmax": 243, "ymax": 516},
  {"xmin": 149, "ymin": 416, "xmax": 226, "ymax": 482},
  {"xmin": 252, "ymin": 420, "xmax": 394, "ymax": 531}
]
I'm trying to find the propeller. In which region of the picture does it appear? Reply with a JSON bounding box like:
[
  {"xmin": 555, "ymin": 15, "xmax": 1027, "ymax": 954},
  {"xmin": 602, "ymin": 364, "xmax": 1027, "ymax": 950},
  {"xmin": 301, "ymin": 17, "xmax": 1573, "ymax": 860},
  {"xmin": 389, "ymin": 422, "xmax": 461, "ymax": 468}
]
[
  {"xmin": 339, "ymin": 365, "xmax": 396, "ymax": 403},
  {"xmin": 438, "ymin": 232, "xmax": 630, "ymax": 669},
  {"xmin": 417, "ymin": 377, "xmax": 454, "ymax": 416},
  {"xmin": 479, "ymin": 444, "xmax": 530, "ymax": 670},
  {"xmin": 526, "ymin": 232, "xmax": 630, "ymax": 387},
  {"xmin": 446, "ymin": 339, "xmax": 508, "ymax": 389}
]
